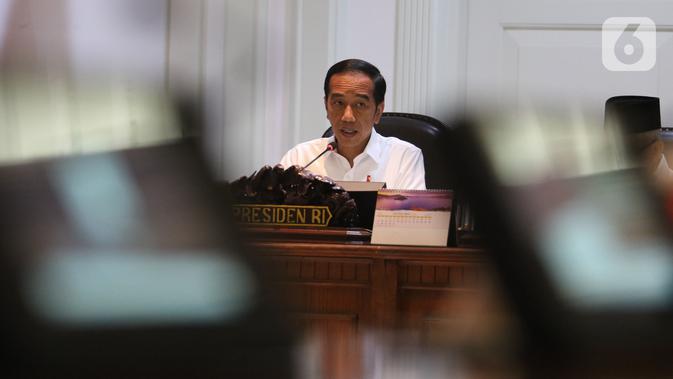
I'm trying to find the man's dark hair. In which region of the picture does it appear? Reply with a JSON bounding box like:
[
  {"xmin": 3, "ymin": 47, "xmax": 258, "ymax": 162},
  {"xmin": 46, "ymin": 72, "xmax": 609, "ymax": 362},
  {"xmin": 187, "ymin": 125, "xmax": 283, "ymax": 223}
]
[{"xmin": 323, "ymin": 59, "xmax": 386, "ymax": 105}]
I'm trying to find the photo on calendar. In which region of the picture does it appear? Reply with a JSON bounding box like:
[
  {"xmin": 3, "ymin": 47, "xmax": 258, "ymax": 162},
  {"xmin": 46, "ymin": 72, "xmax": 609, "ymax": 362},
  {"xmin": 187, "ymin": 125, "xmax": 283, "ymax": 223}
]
[{"xmin": 374, "ymin": 190, "xmax": 453, "ymax": 212}]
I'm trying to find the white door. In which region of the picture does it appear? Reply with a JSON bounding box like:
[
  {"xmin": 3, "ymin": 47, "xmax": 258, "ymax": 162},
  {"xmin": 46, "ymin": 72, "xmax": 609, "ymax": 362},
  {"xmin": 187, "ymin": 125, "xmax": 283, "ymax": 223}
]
[{"xmin": 466, "ymin": 0, "xmax": 673, "ymax": 126}]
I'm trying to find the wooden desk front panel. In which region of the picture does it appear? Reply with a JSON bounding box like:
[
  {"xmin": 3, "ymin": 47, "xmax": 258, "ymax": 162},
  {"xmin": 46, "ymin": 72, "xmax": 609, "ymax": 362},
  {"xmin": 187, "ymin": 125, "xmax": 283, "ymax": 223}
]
[
  {"xmin": 252, "ymin": 241, "xmax": 486, "ymax": 334},
  {"xmin": 397, "ymin": 260, "xmax": 484, "ymax": 334},
  {"xmin": 261, "ymin": 255, "xmax": 373, "ymax": 335}
]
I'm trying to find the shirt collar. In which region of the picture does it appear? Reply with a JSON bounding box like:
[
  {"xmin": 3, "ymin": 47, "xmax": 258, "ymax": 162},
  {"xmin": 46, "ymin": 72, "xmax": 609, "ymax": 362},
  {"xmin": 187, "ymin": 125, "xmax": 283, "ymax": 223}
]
[
  {"xmin": 330, "ymin": 127, "xmax": 383, "ymax": 164},
  {"xmin": 361, "ymin": 127, "xmax": 383, "ymax": 164}
]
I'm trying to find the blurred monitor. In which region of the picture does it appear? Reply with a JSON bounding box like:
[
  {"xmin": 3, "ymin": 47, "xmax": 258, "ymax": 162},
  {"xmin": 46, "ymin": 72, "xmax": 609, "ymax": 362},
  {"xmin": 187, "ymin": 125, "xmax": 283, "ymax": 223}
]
[
  {"xmin": 446, "ymin": 108, "xmax": 673, "ymax": 365},
  {"xmin": 0, "ymin": 139, "xmax": 295, "ymax": 377}
]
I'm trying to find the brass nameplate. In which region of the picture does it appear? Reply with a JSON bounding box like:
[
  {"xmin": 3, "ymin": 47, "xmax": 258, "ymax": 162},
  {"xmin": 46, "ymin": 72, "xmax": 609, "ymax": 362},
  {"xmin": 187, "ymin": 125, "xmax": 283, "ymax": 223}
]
[{"xmin": 232, "ymin": 204, "xmax": 333, "ymax": 227}]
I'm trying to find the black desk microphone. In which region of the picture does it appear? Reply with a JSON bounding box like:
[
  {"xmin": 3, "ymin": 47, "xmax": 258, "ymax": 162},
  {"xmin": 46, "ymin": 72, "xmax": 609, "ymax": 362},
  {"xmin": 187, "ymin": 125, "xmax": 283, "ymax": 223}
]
[{"xmin": 302, "ymin": 141, "xmax": 337, "ymax": 171}]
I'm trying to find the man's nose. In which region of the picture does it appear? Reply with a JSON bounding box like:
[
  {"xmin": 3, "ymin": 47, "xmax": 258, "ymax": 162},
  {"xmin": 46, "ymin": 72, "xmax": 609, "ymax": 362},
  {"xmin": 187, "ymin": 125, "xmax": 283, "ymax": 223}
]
[{"xmin": 341, "ymin": 105, "xmax": 355, "ymax": 122}]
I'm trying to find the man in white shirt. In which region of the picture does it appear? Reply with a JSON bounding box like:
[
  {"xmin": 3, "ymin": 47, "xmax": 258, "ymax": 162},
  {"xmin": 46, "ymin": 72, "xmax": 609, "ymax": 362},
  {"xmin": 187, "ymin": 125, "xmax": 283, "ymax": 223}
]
[{"xmin": 280, "ymin": 59, "xmax": 426, "ymax": 190}]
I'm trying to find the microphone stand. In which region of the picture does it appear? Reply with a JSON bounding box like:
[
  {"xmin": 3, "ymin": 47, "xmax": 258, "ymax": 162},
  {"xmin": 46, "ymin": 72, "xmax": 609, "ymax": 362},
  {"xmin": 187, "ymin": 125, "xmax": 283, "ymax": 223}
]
[{"xmin": 302, "ymin": 142, "xmax": 337, "ymax": 171}]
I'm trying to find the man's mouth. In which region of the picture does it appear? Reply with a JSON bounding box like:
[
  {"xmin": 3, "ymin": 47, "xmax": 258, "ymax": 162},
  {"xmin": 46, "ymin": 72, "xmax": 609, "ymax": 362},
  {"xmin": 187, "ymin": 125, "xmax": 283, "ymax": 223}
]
[{"xmin": 339, "ymin": 128, "xmax": 357, "ymax": 137}]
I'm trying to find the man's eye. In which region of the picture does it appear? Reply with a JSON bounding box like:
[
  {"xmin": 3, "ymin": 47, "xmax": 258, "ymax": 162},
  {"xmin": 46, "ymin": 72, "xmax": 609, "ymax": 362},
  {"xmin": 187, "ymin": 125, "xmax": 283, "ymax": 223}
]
[{"xmin": 356, "ymin": 102, "xmax": 366, "ymax": 108}]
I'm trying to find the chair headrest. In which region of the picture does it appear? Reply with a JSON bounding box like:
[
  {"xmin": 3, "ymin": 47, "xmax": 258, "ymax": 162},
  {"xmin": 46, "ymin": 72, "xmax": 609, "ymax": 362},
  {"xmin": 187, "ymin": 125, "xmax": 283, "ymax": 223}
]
[{"xmin": 605, "ymin": 95, "xmax": 661, "ymax": 134}]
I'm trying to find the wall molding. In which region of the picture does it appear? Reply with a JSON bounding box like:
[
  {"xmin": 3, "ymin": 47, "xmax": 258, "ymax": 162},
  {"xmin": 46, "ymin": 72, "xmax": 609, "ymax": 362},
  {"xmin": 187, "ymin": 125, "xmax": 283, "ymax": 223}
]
[
  {"xmin": 394, "ymin": 0, "xmax": 431, "ymax": 114},
  {"xmin": 393, "ymin": 0, "xmax": 467, "ymax": 118}
]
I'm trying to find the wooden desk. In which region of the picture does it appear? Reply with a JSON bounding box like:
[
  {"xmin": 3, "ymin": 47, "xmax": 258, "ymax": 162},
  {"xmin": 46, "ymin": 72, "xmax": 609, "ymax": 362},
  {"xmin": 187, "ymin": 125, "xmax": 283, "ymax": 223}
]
[{"xmin": 249, "ymin": 237, "xmax": 487, "ymax": 336}]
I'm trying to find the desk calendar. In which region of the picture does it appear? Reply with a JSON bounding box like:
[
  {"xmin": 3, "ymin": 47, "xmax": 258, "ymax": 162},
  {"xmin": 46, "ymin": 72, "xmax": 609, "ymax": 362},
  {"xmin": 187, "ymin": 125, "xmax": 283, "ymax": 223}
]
[{"xmin": 371, "ymin": 189, "xmax": 453, "ymax": 246}]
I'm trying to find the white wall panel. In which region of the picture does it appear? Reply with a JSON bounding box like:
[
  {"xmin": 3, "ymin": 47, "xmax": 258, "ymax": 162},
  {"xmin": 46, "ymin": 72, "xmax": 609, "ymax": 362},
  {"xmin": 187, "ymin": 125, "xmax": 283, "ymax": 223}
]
[
  {"xmin": 201, "ymin": 0, "xmax": 261, "ymax": 178},
  {"xmin": 167, "ymin": 0, "xmax": 204, "ymax": 98},
  {"xmin": 393, "ymin": 0, "xmax": 466, "ymax": 118},
  {"xmin": 290, "ymin": 0, "xmax": 332, "ymax": 147},
  {"xmin": 68, "ymin": 0, "xmax": 167, "ymax": 84},
  {"xmin": 394, "ymin": 0, "xmax": 431, "ymax": 114},
  {"xmin": 200, "ymin": 0, "xmax": 226, "ymax": 176},
  {"xmin": 467, "ymin": 0, "xmax": 673, "ymax": 127},
  {"xmin": 501, "ymin": 26, "xmax": 673, "ymax": 124}
]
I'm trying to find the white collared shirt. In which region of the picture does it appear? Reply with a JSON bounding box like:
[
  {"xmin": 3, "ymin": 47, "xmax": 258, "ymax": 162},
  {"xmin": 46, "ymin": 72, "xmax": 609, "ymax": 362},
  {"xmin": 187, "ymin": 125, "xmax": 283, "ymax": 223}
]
[{"xmin": 279, "ymin": 129, "xmax": 426, "ymax": 189}]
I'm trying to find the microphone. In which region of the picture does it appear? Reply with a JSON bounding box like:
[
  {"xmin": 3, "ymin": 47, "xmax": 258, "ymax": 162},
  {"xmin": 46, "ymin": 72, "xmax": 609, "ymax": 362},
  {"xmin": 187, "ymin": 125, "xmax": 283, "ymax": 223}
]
[{"xmin": 302, "ymin": 141, "xmax": 337, "ymax": 171}]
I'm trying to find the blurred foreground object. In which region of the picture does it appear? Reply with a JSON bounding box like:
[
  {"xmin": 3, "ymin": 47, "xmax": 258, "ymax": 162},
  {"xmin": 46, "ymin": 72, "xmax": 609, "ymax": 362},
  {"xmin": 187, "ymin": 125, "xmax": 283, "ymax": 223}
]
[
  {"xmin": 0, "ymin": 73, "xmax": 181, "ymax": 164},
  {"xmin": 0, "ymin": 140, "xmax": 296, "ymax": 377},
  {"xmin": 444, "ymin": 106, "xmax": 673, "ymax": 377}
]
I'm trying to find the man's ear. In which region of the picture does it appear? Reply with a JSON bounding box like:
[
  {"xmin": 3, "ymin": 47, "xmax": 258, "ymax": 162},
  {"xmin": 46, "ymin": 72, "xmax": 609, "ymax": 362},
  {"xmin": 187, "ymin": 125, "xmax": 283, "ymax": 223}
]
[
  {"xmin": 373, "ymin": 101, "xmax": 385, "ymax": 124},
  {"xmin": 324, "ymin": 96, "xmax": 329, "ymax": 118}
]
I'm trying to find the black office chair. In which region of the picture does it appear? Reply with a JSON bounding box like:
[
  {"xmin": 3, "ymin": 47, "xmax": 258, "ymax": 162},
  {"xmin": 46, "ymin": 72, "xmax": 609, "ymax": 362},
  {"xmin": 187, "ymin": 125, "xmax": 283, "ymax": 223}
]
[{"xmin": 322, "ymin": 112, "xmax": 453, "ymax": 190}]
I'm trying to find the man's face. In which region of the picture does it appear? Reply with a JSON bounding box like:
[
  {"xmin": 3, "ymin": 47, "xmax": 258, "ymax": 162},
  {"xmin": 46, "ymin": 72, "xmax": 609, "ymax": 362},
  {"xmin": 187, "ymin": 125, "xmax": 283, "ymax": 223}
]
[{"xmin": 325, "ymin": 72, "xmax": 384, "ymax": 154}]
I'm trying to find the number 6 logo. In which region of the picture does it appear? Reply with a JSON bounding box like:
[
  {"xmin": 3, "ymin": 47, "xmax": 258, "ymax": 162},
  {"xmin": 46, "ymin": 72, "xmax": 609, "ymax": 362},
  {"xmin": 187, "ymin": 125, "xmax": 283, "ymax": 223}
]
[{"xmin": 602, "ymin": 17, "xmax": 656, "ymax": 72}]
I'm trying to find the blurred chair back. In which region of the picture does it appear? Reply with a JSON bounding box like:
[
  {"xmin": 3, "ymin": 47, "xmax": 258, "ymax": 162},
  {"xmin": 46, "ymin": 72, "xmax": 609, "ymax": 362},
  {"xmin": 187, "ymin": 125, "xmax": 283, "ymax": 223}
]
[{"xmin": 323, "ymin": 112, "xmax": 453, "ymax": 189}]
